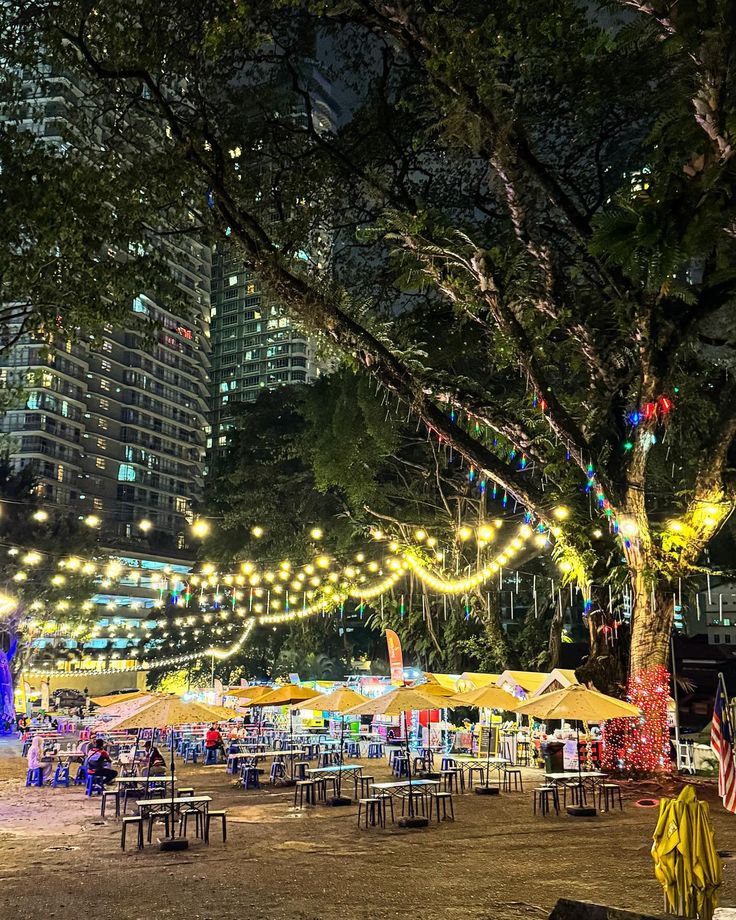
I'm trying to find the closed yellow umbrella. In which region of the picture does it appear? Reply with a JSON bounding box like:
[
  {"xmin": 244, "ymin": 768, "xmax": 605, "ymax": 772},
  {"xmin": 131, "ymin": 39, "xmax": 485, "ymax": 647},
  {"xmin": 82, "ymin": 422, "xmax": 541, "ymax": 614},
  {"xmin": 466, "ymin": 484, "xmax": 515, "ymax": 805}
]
[{"xmin": 652, "ymin": 784, "xmax": 722, "ymax": 920}]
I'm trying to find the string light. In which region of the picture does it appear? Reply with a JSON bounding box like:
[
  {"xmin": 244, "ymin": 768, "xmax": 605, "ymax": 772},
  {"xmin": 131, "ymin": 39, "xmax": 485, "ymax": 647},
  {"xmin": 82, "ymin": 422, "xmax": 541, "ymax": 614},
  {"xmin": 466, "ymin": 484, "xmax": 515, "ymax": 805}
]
[
  {"xmin": 251, "ymin": 525, "xmax": 264, "ymax": 538},
  {"xmin": 191, "ymin": 519, "xmax": 210, "ymax": 538}
]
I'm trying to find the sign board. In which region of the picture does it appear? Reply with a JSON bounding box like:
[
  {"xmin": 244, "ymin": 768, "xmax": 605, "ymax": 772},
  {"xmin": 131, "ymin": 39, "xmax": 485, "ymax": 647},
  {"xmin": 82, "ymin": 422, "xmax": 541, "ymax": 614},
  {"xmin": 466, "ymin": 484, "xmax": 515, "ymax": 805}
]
[
  {"xmin": 478, "ymin": 725, "xmax": 499, "ymax": 756},
  {"xmin": 385, "ymin": 630, "xmax": 404, "ymax": 682}
]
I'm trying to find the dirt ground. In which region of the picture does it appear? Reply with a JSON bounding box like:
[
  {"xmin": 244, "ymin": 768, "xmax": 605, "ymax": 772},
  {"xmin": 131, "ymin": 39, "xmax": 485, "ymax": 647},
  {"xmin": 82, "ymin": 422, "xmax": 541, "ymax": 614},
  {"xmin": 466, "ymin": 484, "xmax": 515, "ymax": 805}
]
[{"xmin": 1, "ymin": 740, "xmax": 736, "ymax": 920}]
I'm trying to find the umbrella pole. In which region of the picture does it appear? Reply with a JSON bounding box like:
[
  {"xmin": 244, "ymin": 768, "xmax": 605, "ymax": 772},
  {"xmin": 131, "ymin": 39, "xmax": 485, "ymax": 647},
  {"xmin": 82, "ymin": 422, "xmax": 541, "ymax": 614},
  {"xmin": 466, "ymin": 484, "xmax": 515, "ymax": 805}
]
[
  {"xmin": 475, "ymin": 708, "xmax": 500, "ymax": 796},
  {"xmin": 397, "ymin": 709, "xmax": 428, "ymax": 828},
  {"xmin": 566, "ymin": 720, "xmax": 596, "ymax": 818},
  {"xmin": 160, "ymin": 723, "xmax": 187, "ymax": 851},
  {"xmin": 326, "ymin": 712, "xmax": 351, "ymax": 806}
]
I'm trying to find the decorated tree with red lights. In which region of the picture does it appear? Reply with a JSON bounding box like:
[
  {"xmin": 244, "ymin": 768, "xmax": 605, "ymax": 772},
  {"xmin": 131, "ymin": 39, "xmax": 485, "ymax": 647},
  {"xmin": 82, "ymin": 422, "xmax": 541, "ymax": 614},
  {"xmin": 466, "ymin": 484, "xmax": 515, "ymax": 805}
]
[{"xmin": 3, "ymin": 0, "xmax": 736, "ymax": 769}]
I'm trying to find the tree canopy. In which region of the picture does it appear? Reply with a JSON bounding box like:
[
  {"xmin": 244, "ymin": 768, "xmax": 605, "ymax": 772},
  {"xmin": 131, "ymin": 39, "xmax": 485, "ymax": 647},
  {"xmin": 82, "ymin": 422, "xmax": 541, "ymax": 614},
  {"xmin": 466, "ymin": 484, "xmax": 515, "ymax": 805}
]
[{"xmin": 2, "ymin": 0, "xmax": 736, "ymax": 767}]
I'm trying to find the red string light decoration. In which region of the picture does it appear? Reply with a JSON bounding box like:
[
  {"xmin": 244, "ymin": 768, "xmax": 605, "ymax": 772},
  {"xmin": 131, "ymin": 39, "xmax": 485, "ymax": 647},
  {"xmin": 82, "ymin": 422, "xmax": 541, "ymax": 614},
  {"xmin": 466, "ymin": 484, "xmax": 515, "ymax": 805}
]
[{"xmin": 602, "ymin": 665, "xmax": 672, "ymax": 774}]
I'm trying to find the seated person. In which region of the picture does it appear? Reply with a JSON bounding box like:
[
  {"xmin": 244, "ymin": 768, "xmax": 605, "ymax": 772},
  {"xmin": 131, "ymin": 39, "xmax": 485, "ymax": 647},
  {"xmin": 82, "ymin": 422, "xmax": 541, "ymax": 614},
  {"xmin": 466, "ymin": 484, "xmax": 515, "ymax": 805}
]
[
  {"xmin": 204, "ymin": 724, "xmax": 225, "ymax": 762},
  {"xmin": 84, "ymin": 738, "xmax": 118, "ymax": 785},
  {"xmin": 27, "ymin": 735, "xmax": 53, "ymax": 783},
  {"xmin": 142, "ymin": 740, "xmax": 168, "ymax": 776}
]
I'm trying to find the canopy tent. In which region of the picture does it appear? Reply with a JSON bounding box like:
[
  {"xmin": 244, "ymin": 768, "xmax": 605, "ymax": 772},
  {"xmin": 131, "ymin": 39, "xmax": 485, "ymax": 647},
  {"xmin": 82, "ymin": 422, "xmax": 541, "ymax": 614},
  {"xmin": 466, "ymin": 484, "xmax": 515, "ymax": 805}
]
[
  {"xmin": 496, "ymin": 670, "xmax": 548, "ymax": 697},
  {"xmin": 257, "ymin": 684, "xmax": 320, "ymax": 778},
  {"xmin": 456, "ymin": 672, "xmax": 500, "ymax": 692},
  {"xmin": 422, "ymin": 673, "xmax": 460, "ymax": 691},
  {"xmin": 532, "ymin": 669, "xmax": 579, "ymax": 697}
]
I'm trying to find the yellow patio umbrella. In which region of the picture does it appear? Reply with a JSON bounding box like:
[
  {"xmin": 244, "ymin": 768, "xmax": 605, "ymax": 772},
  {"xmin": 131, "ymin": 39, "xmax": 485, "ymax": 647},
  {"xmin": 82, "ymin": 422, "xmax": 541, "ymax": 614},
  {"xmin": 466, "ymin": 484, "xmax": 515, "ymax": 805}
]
[
  {"xmin": 91, "ymin": 689, "xmax": 151, "ymax": 708},
  {"xmin": 225, "ymin": 685, "xmax": 274, "ymax": 702},
  {"xmin": 452, "ymin": 685, "xmax": 518, "ymax": 709},
  {"xmin": 512, "ymin": 684, "xmax": 640, "ymax": 815},
  {"xmin": 291, "ymin": 687, "xmax": 367, "ymax": 803},
  {"xmin": 257, "ymin": 684, "xmax": 321, "ymax": 773},
  {"xmin": 104, "ymin": 695, "xmax": 242, "ymax": 848},
  {"xmin": 451, "ymin": 684, "xmax": 519, "ymax": 789},
  {"xmin": 257, "ymin": 684, "xmax": 319, "ymax": 706},
  {"xmin": 652, "ymin": 784, "xmax": 722, "ymax": 920},
  {"xmin": 348, "ymin": 686, "xmax": 456, "ymax": 826}
]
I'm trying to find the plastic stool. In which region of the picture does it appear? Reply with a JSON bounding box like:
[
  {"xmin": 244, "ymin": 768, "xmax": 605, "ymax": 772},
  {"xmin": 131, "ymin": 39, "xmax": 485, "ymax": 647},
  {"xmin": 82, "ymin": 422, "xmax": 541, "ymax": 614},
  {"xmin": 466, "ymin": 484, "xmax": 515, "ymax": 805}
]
[
  {"xmin": 25, "ymin": 767, "xmax": 44, "ymax": 787},
  {"xmin": 502, "ymin": 767, "xmax": 524, "ymax": 792},
  {"xmin": 85, "ymin": 774, "xmax": 105, "ymax": 797},
  {"xmin": 533, "ymin": 786, "xmax": 560, "ymax": 816},
  {"xmin": 53, "ymin": 764, "xmax": 70, "ymax": 788},
  {"xmin": 598, "ymin": 782, "xmax": 623, "ymax": 812},
  {"xmin": 74, "ymin": 765, "xmax": 87, "ymax": 785},
  {"xmin": 294, "ymin": 779, "xmax": 316, "ymax": 806},
  {"xmin": 467, "ymin": 766, "xmax": 486, "ymax": 788},
  {"xmin": 242, "ymin": 767, "xmax": 260, "ymax": 789}
]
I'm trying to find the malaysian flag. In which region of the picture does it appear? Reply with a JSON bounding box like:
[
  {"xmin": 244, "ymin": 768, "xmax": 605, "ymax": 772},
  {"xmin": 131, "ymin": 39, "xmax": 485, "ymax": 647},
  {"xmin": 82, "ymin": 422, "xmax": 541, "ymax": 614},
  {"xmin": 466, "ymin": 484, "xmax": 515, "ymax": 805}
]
[{"xmin": 711, "ymin": 681, "xmax": 736, "ymax": 813}]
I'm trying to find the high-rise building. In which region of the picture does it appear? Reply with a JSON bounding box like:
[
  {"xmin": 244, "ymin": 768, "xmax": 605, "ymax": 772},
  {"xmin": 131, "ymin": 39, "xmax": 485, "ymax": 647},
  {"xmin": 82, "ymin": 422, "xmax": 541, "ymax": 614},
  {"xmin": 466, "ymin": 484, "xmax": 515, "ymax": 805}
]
[
  {"xmin": 0, "ymin": 73, "xmax": 211, "ymax": 552},
  {"xmin": 207, "ymin": 240, "xmax": 325, "ymax": 462}
]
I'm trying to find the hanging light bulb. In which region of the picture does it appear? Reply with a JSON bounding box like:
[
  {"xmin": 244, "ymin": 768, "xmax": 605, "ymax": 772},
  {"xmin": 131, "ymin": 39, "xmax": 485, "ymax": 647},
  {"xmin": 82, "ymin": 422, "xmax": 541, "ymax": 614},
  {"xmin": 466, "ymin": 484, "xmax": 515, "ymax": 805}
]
[
  {"xmin": 251, "ymin": 525, "xmax": 264, "ymax": 538},
  {"xmin": 32, "ymin": 510, "xmax": 49, "ymax": 523},
  {"xmin": 309, "ymin": 527, "xmax": 323, "ymax": 540},
  {"xmin": 553, "ymin": 506, "xmax": 569, "ymax": 521},
  {"xmin": 191, "ymin": 519, "xmax": 210, "ymax": 538}
]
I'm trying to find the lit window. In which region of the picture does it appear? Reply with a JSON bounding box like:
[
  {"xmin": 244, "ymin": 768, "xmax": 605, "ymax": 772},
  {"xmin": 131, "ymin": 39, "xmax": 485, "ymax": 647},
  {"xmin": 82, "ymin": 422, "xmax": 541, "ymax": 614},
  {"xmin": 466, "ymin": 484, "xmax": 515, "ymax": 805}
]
[
  {"xmin": 93, "ymin": 497, "xmax": 103, "ymax": 510},
  {"xmin": 99, "ymin": 398, "xmax": 109, "ymax": 411},
  {"xmin": 175, "ymin": 497, "xmax": 187, "ymax": 513},
  {"xmin": 98, "ymin": 419, "xmax": 108, "ymax": 431},
  {"xmin": 118, "ymin": 464, "xmax": 136, "ymax": 482},
  {"xmin": 95, "ymin": 458, "xmax": 106, "ymax": 470},
  {"xmin": 100, "ymin": 379, "xmax": 110, "ymax": 392},
  {"xmin": 246, "ymin": 282, "xmax": 256, "ymax": 294},
  {"xmin": 218, "ymin": 435, "xmax": 227, "ymax": 446},
  {"xmin": 26, "ymin": 392, "xmax": 39, "ymax": 410},
  {"xmin": 228, "ymin": 274, "xmax": 238, "ymax": 286},
  {"xmin": 132, "ymin": 296, "xmax": 148, "ymax": 314},
  {"xmin": 97, "ymin": 437, "xmax": 107, "ymax": 450},
  {"xmin": 101, "ymin": 359, "xmax": 112, "ymax": 372},
  {"xmin": 56, "ymin": 464, "xmax": 64, "ymax": 482}
]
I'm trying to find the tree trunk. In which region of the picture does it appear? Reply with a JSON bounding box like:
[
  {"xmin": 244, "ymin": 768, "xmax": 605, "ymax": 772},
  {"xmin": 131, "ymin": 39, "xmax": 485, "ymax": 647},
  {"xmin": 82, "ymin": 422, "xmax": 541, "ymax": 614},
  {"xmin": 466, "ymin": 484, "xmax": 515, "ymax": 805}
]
[
  {"xmin": 575, "ymin": 586, "xmax": 628, "ymax": 698},
  {"xmin": 603, "ymin": 563, "xmax": 673, "ymax": 774}
]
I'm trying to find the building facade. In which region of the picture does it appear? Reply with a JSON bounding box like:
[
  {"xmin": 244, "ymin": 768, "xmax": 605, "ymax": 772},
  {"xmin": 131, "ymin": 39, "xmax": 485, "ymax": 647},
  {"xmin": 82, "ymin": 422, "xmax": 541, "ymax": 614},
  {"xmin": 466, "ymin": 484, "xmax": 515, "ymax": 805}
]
[
  {"xmin": 207, "ymin": 240, "xmax": 324, "ymax": 461},
  {"xmin": 0, "ymin": 71, "xmax": 211, "ymax": 552}
]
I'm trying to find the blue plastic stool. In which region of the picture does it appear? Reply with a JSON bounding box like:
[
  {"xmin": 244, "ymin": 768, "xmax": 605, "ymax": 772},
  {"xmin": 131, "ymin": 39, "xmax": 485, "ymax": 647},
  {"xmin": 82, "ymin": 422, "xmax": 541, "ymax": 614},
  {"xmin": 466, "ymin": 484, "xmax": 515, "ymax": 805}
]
[
  {"xmin": 74, "ymin": 765, "xmax": 87, "ymax": 785},
  {"xmin": 269, "ymin": 761, "xmax": 285, "ymax": 783},
  {"xmin": 53, "ymin": 764, "xmax": 70, "ymax": 788},
  {"xmin": 368, "ymin": 742, "xmax": 383, "ymax": 758},
  {"xmin": 85, "ymin": 773, "xmax": 105, "ymax": 796},
  {"xmin": 204, "ymin": 747, "xmax": 218, "ymax": 766},
  {"xmin": 346, "ymin": 741, "xmax": 360, "ymax": 758},
  {"xmin": 25, "ymin": 767, "xmax": 44, "ymax": 787},
  {"xmin": 242, "ymin": 767, "xmax": 260, "ymax": 789}
]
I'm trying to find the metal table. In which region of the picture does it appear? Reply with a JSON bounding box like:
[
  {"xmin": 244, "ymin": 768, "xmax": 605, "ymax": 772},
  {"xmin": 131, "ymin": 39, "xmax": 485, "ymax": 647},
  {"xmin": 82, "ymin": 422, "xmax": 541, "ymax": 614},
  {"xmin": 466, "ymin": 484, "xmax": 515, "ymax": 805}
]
[{"xmin": 306, "ymin": 764, "xmax": 363, "ymax": 797}]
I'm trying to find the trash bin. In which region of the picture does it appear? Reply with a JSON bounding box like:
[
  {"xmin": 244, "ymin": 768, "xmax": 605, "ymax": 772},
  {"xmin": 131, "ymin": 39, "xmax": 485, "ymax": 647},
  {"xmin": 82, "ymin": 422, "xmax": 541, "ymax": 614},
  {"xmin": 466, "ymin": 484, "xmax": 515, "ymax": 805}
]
[{"xmin": 542, "ymin": 741, "xmax": 564, "ymax": 773}]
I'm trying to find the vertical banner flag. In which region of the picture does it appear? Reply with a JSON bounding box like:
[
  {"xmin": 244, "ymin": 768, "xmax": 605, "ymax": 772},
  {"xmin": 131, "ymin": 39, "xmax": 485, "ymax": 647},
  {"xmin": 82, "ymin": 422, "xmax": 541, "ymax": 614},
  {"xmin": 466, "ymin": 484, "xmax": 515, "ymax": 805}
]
[
  {"xmin": 711, "ymin": 678, "xmax": 736, "ymax": 813},
  {"xmin": 385, "ymin": 629, "xmax": 404, "ymax": 682}
]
